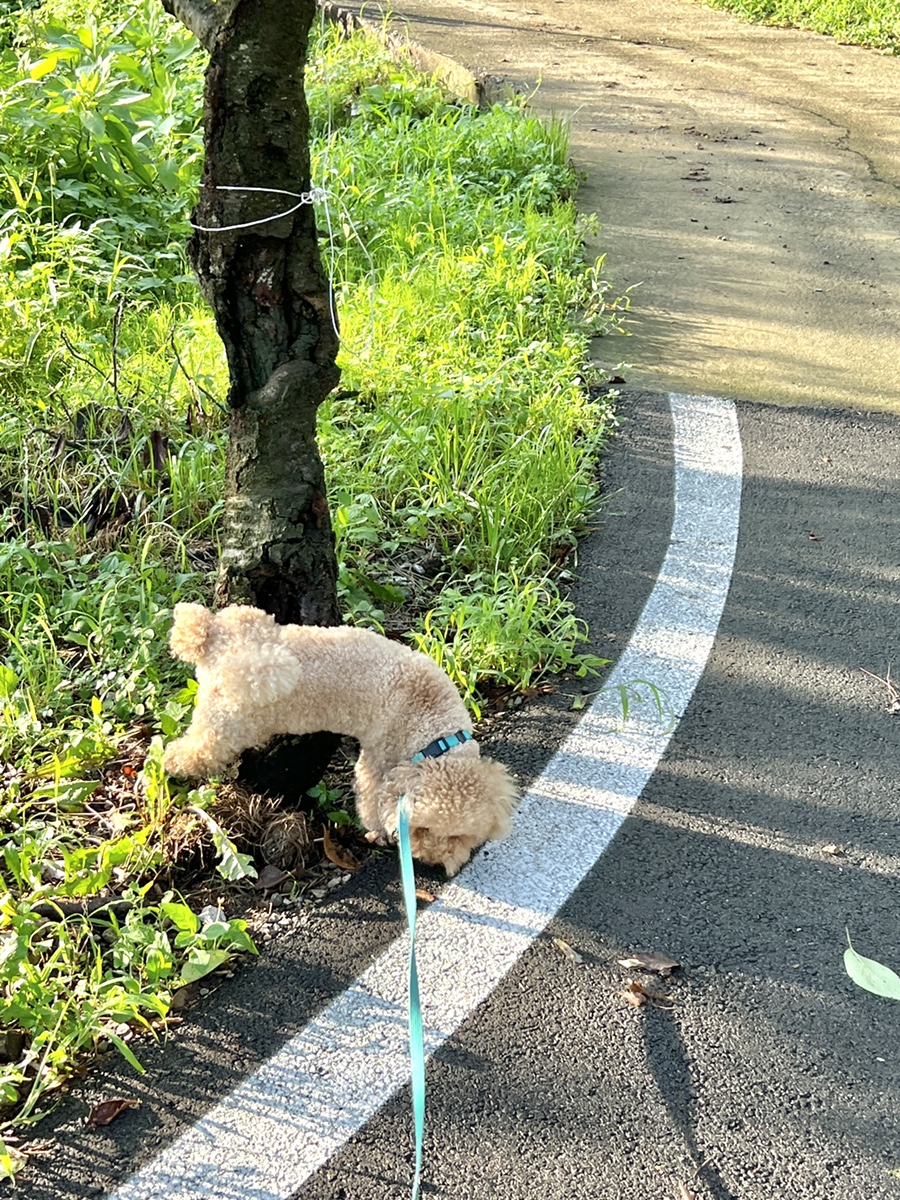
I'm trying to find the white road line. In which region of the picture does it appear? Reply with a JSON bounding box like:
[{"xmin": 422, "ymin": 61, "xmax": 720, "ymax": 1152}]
[{"xmin": 109, "ymin": 393, "xmax": 742, "ymax": 1200}]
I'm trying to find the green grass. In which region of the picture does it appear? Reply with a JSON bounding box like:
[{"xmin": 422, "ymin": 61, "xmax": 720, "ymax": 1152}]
[
  {"xmin": 699, "ymin": 0, "xmax": 900, "ymax": 53},
  {"xmin": 0, "ymin": 1, "xmax": 625, "ymax": 1160},
  {"xmin": 310, "ymin": 88, "xmax": 620, "ymax": 699}
]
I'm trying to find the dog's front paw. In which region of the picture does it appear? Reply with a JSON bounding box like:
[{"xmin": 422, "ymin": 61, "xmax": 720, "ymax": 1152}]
[{"xmin": 162, "ymin": 739, "xmax": 199, "ymax": 779}]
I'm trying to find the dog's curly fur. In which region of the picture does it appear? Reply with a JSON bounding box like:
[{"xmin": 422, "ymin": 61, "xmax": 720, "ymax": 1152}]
[{"xmin": 162, "ymin": 603, "xmax": 519, "ymax": 875}]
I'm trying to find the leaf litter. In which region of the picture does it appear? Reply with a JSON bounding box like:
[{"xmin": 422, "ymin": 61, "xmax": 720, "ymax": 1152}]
[
  {"xmin": 322, "ymin": 826, "xmax": 359, "ymax": 871},
  {"xmin": 617, "ymin": 948, "xmax": 680, "ymax": 1009},
  {"xmin": 617, "ymin": 951, "xmax": 681, "ymax": 976},
  {"xmin": 620, "ymin": 978, "xmax": 674, "ymax": 1010},
  {"xmin": 553, "ymin": 937, "xmax": 585, "ymax": 964},
  {"xmin": 86, "ymin": 1098, "xmax": 140, "ymax": 1129}
]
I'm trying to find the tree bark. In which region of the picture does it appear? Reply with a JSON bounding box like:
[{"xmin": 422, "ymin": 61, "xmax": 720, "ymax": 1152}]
[
  {"xmin": 178, "ymin": 0, "xmax": 342, "ymax": 795},
  {"xmin": 160, "ymin": 0, "xmax": 221, "ymax": 52},
  {"xmin": 190, "ymin": 0, "xmax": 341, "ymax": 627}
]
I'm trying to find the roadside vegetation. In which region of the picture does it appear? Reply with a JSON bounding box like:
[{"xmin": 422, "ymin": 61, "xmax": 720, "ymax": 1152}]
[
  {"xmin": 700, "ymin": 0, "xmax": 900, "ymax": 53},
  {"xmin": 0, "ymin": 0, "xmax": 623, "ymax": 1165}
]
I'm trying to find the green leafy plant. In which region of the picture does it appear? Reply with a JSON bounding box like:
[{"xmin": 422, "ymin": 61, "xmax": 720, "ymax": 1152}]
[
  {"xmin": 307, "ymin": 781, "xmax": 355, "ymax": 827},
  {"xmin": 189, "ymin": 803, "xmax": 258, "ymax": 881},
  {"xmin": 0, "ymin": 883, "xmax": 256, "ymax": 1141},
  {"xmin": 0, "ymin": 0, "xmax": 206, "ymax": 255},
  {"xmin": 114, "ymin": 897, "xmax": 257, "ymax": 988},
  {"xmin": 410, "ymin": 572, "xmax": 608, "ymax": 715}
]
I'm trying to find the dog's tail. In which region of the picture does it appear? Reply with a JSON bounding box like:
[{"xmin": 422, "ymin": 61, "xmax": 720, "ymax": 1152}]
[{"xmin": 169, "ymin": 602, "xmax": 214, "ymax": 665}]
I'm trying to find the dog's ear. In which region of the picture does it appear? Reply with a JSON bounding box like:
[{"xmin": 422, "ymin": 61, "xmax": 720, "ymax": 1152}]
[
  {"xmin": 477, "ymin": 757, "xmax": 519, "ymax": 840},
  {"xmin": 215, "ymin": 643, "xmax": 304, "ymax": 708},
  {"xmin": 169, "ymin": 603, "xmax": 214, "ymax": 665}
]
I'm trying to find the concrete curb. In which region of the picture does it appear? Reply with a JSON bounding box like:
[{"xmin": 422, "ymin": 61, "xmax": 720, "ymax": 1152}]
[{"xmin": 317, "ymin": 1, "xmax": 520, "ymax": 106}]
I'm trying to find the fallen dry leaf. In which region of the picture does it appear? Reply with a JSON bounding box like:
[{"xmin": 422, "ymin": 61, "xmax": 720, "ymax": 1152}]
[
  {"xmin": 253, "ymin": 863, "xmax": 290, "ymax": 891},
  {"xmin": 621, "ymin": 981, "xmax": 647, "ymax": 1007},
  {"xmin": 638, "ymin": 978, "xmax": 673, "ymax": 1004},
  {"xmin": 322, "ymin": 826, "xmax": 358, "ymax": 871},
  {"xmin": 552, "ymin": 937, "xmax": 584, "ymax": 964},
  {"xmin": 415, "ymin": 889, "xmax": 436, "ymax": 904},
  {"xmin": 676, "ymin": 1184, "xmax": 699, "ymax": 1200},
  {"xmin": 86, "ymin": 1098, "xmax": 140, "ymax": 1129},
  {"xmin": 169, "ymin": 984, "xmax": 196, "ymax": 1012},
  {"xmin": 617, "ymin": 951, "xmax": 681, "ymax": 976},
  {"xmin": 621, "ymin": 977, "xmax": 674, "ymax": 1009}
]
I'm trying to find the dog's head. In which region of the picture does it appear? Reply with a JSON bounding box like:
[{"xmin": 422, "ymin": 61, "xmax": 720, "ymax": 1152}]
[{"xmin": 388, "ymin": 751, "xmax": 519, "ymax": 876}]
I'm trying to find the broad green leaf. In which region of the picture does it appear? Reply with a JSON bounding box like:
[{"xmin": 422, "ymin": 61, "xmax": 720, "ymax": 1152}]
[
  {"xmin": 213, "ymin": 840, "xmax": 258, "ymax": 882},
  {"xmin": 160, "ymin": 902, "xmax": 200, "ymax": 936},
  {"xmin": 190, "ymin": 805, "xmax": 258, "ymax": 880},
  {"xmin": 180, "ymin": 948, "xmax": 230, "ymax": 984},
  {"xmin": 845, "ymin": 942, "xmax": 900, "ymax": 1000},
  {"xmin": 0, "ymin": 1137, "xmax": 24, "ymax": 1180},
  {"xmin": 32, "ymin": 779, "xmax": 99, "ymax": 805},
  {"xmin": 199, "ymin": 921, "xmax": 230, "ymax": 942},
  {"xmin": 103, "ymin": 115, "xmax": 155, "ymax": 185},
  {"xmin": 223, "ymin": 925, "xmax": 258, "ymax": 955},
  {"xmin": 359, "ymin": 574, "xmax": 405, "ymax": 605},
  {"xmin": 0, "ymin": 666, "xmax": 20, "ymax": 697},
  {"xmin": 79, "ymin": 110, "xmax": 105, "ymax": 140},
  {"xmin": 28, "ymin": 54, "xmax": 60, "ymax": 80},
  {"xmin": 110, "ymin": 91, "xmax": 152, "ymax": 107}
]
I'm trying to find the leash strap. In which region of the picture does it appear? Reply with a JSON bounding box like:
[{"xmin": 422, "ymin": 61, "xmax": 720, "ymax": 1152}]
[{"xmin": 397, "ymin": 797, "xmax": 425, "ymax": 1200}]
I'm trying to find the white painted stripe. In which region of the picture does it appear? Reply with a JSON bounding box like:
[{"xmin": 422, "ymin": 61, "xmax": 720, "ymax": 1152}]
[{"xmin": 108, "ymin": 393, "xmax": 742, "ymax": 1200}]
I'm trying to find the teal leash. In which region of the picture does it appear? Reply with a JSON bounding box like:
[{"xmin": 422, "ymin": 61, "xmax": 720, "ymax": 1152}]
[{"xmin": 397, "ymin": 797, "xmax": 425, "ymax": 1200}]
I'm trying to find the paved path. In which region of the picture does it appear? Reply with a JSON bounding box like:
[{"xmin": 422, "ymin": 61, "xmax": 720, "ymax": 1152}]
[
  {"xmin": 26, "ymin": 4, "xmax": 900, "ymax": 1198},
  {"xmin": 392, "ymin": 0, "xmax": 900, "ymax": 411}
]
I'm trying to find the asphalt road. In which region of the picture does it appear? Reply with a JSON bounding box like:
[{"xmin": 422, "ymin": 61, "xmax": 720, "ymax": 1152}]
[
  {"xmin": 29, "ymin": 389, "xmax": 900, "ymax": 1199},
  {"xmin": 23, "ymin": 2, "xmax": 900, "ymax": 1197}
]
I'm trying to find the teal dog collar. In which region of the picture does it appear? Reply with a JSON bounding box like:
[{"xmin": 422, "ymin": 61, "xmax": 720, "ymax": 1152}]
[{"xmin": 409, "ymin": 729, "xmax": 473, "ymax": 764}]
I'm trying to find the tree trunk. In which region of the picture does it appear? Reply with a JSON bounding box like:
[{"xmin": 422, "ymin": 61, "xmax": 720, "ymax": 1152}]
[
  {"xmin": 171, "ymin": 0, "xmax": 342, "ymax": 795},
  {"xmin": 190, "ymin": 0, "xmax": 340, "ymax": 624}
]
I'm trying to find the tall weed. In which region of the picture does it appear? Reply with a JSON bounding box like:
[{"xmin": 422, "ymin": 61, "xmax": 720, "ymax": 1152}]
[{"xmin": 0, "ymin": 0, "xmax": 205, "ymax": 255}]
